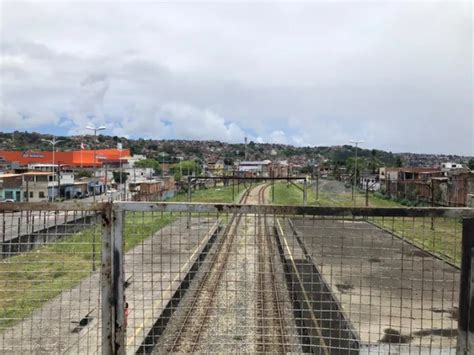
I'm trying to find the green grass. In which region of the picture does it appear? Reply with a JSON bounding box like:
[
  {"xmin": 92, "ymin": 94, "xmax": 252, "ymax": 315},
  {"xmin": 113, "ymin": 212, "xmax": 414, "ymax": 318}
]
[
  {"xmin": 0, "ymin": 212, "xmax": 174, "ymax": 328},
  {"xmin": 271, "ymin": 182, "xmax": 403, "ymax": 208},
  {"xmin": 170, "ymin": 184, "xmax": 248, "ymax": 203},
  {"xmin": 272, "ymin": 182, "xmax": 462, "ymax": 265}
]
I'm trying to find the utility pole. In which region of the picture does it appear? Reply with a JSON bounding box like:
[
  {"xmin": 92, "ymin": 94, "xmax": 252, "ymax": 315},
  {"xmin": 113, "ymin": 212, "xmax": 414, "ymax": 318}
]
[
  {"xmin": 244, "ymin": 136, "xmax": 248, "ymax": 160},
  {"xmin": 26, "ymin": 178, "xmax": 29, "ymax": 202},
  {"xmin": 57, "ymin": 162, "xmax": 61, "ymax": 201},
  {"xmin": 41, "ymin": 137, "xmax": 63, "ymax": 200},
  {"xmin": 161, "ymin": 152, "xmax": 165, "ymax": 177},
  {"xmin": 118, "ymin": 142, "xmax": 123, "ymax": 200},
  {"xmin": 86, "ymin": 125, "xmax": 106, "ymax": 202},
  {"xmin": 350, "ymin": 140, "xmax": 364, "ymax": 204}
]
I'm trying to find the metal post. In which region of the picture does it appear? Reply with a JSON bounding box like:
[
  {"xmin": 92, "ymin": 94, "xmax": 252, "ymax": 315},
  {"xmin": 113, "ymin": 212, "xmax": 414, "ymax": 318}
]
[
  {"xmin": 366, "ymin": 182, "xmax": 369, "ymax": 207},
  {"xmin": 187, "ymin": 176, "xmax": 192, "ymax": 228},
  {"xmin": 457, "ymin": 218, "xmax": 474, "ymax": 354},
  {"xmin": 232, "ymin": 171, "xmax": 235, "ymax": 202},
  {"xmin": 57, "ymin": 163, "xmax": 61, "ymax": 201},
  {"xmin": 101, "ymin": 204, "xmax": 113, "ymax": 355},
  {"xmin": 112, "ymin": 208, "xmax": 125, "ymax": 354},
  {"xmin": 316, "ymin": 171, "xmax": 319, "ymax": 201},
  {"xmin": 272, "ymin": 175, "xmax": 275, "ymax": 203},
  {"xmin": 303, "ymin": 178, "xmax": 307, "ymax": 206}
]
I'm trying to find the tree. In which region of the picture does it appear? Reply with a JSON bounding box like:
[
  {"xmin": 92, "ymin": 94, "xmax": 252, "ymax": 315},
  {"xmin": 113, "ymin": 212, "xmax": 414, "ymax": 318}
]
[
  {"xmin": 174, "ymin": 170, "xmax": 182, "ymax": 182},
  {"xmin": 134, "ymin": 158, "xmax": 162, "ymax": 175},
  {"xmin": 395, "ymin": 156, "xmax": 403, "ymax": 167},
  {"xmin": 76, "ymin": 170, "xmax": 93, "ymax": 178},
  {"xmin": 113, "ymin": 171, "xmax": 129, "ymax": 184},
  {"xmin": 468, "ymin": 159, "xmax": 474, "ymax": 171}
]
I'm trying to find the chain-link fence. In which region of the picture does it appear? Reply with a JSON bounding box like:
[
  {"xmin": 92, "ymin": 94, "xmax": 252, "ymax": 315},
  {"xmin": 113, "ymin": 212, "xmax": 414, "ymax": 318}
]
[
  {"xmin": 0, "ymin": 201, "xmax": 473, "ymax": 354},
  {"xmin": 0, "ymin": 202, "xmax": 106, "ymax": 354}
]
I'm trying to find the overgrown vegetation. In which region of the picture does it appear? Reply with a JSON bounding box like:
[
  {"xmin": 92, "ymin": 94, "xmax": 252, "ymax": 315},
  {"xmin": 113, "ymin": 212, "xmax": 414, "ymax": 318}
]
[
  {"xmin": 272, "ymin": 181, "xmax": 462, "ymax": 265},
  {"xmin": 170, "ymin": 184, "xmax": 247, "ymax": 203}
]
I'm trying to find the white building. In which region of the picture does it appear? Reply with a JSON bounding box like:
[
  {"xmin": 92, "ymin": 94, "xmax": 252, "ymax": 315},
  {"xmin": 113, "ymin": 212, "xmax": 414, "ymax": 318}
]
[
  {"xmin": 441, "ymin": 162, "xmax": 464, "ymax": 171},
  {"xmin": 127, "ymin": 155, "xmax": 146, "ymax": 167},
  {"xmin": 238, "ymin": 160, "xmax": 272, "ymax": 177}
]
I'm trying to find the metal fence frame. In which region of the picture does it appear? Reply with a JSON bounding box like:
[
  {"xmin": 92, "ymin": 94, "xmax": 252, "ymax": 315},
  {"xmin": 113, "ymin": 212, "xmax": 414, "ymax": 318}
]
[
  {"xmin": 1, "ymin": 201, "xmax": 473, "ymax": 354},
  {"xmin": 100, "ymin": 202, "xmax": 474, "ymax": 355}
]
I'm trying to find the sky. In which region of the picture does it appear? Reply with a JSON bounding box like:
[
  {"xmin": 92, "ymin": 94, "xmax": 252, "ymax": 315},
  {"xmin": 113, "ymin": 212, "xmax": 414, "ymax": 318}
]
[{"xmin": 0, "ymin": 1, "xmax": 472, "ymax": 155}]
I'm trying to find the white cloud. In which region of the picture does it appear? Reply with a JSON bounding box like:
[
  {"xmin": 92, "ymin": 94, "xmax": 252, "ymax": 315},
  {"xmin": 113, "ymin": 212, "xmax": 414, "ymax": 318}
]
[
  {"xmin": 0, "ymin": 1, "xmax": 472, "ymax": 155},
  {"xmin": 158, "ymin": 103, "xmax": 246, "ymax": 142}
]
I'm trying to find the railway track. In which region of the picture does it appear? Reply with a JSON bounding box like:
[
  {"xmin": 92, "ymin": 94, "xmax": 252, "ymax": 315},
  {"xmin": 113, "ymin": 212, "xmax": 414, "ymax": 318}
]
[
  {"xmin": 165, "ymin": 187, "xmax": 252, "ymax": 353},
  {"xmin": 255, "ymin": 184, "xmax": 288, "ymax": 353},
  {"xmin": 164, "ymin": 183, "xmax": 290, "ymax": 353}
]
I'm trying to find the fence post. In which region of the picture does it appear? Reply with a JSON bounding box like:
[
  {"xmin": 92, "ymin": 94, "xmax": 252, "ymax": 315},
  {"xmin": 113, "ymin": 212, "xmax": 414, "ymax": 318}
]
[
  {"xmin": 101, "ymin": 203, "xmax": 113, "ymax": 354},
  {"xmin": 303, "ymin": 179, "xmax": 307, "ymax": 206},
  {"xmin": 113, "ymin": 207, "xmax": 125, "ymax": 354},
  {"xmin": 187, "ymin": 176, "xmax": 192, "ymax": 228},
  {"xmin": 458, "ymin": 217, "xmax": 474, "ymax": 354}
]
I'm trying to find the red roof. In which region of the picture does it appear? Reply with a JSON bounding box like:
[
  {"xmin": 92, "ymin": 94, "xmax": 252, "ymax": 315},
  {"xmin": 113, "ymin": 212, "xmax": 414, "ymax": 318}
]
[{"xmin": 0, "ymin": 149, "xmax": 131, "ymax": 167}]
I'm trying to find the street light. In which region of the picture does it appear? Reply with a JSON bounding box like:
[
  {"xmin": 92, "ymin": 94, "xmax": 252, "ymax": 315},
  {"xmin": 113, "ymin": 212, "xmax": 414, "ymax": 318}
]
[
  {"xmin": 42, "ymin": 137, "xmax": 63, "ymax": 200},
  {"xmin": 349, "ymin": 140, "xmax": 364, "ymax": 203},
  {"xmin": 85, "ymin": 125, "xmax": 106, "ymax": 202}
]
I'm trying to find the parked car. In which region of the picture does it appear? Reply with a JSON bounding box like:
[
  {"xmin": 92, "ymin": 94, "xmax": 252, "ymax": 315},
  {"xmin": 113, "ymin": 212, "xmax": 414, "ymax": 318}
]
[{"xmin": 2, "ymin": 199, "xmax": 15, "ymax": 203}]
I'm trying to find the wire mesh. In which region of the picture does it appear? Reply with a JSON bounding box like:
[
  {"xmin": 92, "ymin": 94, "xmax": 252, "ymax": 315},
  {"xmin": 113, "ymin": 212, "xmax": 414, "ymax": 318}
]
[
  {"xmin": 0, "ymin": 205, "xmax": 103, "ymax": 353},
  {"xmin": 117, "ymin": 195, "xmax": 464, "ymax": 354},
  {"xmin": 0, "ymin": 199, "xmax": 468, "ymax": 354}
]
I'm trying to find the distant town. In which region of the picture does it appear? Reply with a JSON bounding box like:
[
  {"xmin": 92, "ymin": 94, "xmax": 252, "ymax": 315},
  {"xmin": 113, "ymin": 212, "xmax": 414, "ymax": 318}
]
[{"xmin": 0, "ymin": 131, "xmax": 473, "ymax": 207}]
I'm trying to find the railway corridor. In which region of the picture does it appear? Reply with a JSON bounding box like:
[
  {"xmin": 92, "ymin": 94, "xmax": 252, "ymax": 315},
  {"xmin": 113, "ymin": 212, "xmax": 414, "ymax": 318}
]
[{"xmin": 154, "ymin": 184, "xmax": 300, "ymax": 353}]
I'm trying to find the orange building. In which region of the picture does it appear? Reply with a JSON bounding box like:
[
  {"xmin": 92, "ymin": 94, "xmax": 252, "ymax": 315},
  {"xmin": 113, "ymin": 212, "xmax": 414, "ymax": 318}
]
[{"xmin": 0, "ymin": 149, "xmax": 131, "ymax": 168}]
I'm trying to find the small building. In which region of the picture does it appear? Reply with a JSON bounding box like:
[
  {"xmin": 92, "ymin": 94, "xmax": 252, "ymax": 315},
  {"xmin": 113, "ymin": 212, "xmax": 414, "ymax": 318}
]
[
  {"xmin": 270, "ymin": 161, "xmax": 289, "ymax": 177},
  {"xmin": 130, "ymin": 176, "xmax": 176, "ymax": 201},
  {"xmin": 206, "ymin": 160, "xmax": 225, "ymax": 176},
  {"xmin": 22, "ymin": 171, "xmax": 52, "ymax": 202},
  {"xmin": 441, "ymin": 162, "xmax": 464, "ymax": 172},
  {"xmin": 359, "ymin": 174, "xmax": 380, "ymax": 191},
  {"xmin": 0, "ymin": 173, "xmax": 23, "ymax": 201},
  {"xmin": 238, "ymin": 160, "xmax": 272, "ymax": 177}
]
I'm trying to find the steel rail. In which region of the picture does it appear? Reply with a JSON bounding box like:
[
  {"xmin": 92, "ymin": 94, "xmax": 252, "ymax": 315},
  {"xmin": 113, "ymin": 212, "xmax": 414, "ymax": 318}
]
[{"xmin": 168, "ymin": 188, "xmax": 251, "ymax": 352}]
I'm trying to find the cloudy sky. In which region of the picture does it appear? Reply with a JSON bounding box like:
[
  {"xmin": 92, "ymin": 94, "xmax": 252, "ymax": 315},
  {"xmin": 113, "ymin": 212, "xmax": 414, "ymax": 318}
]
[{"xmin": 0, "ymin": 1, "xmax": 472, "ymax": 155}]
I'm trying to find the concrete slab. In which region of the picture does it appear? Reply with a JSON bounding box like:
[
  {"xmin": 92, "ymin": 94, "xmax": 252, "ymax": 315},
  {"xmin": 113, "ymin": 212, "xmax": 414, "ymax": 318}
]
[{"xmin": 290, "ymin": 218, "xmax": 459, "ymax": 354}]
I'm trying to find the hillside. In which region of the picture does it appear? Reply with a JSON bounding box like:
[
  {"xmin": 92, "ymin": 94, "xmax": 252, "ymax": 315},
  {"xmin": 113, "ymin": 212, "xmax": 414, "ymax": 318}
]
[{"xmin": 0, "ymin": 131, "xmax": 471, "ymax": 168}]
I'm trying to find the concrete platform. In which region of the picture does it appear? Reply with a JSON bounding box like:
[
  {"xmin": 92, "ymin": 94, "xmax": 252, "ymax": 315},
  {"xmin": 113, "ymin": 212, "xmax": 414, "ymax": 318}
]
[
  {"xmin": 0, "ymin": 217, "xmax": 217, "ymax": 354},
  {"xmin": 289, "ymin": 218, "xmax": 459, "ymax": 354}
]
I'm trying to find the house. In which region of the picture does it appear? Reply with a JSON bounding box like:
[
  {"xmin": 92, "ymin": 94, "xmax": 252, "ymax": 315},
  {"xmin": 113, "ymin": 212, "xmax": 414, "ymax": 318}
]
[
  {"xmin": 269, "ymin": 161, "xmax": 289, "ymax": 177},
  {"xmin": 1, "ymin": 174, "xmax": 23, "ymax": 201},
  {"xmin": 441, "ymin": 162, "xmax": 464, "ymax": 172},
  {"xmin": 359, "ymin": 174, "xmax": 380, "ymax": 191},
  {"xmin": 130, "ymin": 176, "xmax": 176, "ymax": 201},
  {"xmin": 238, "ymin": 160, "xmax": 272, "ymax": 177},
  {"xmin": 22, "ymin": 172, "xmax": 53, "ymax": 202},
  {"xmin": 0, "ymin": 172, "xmax": 52, "ymax": 202},
  {"xmin": 206, "ymin": 160, "xmax": 225, "ymax": 176}
]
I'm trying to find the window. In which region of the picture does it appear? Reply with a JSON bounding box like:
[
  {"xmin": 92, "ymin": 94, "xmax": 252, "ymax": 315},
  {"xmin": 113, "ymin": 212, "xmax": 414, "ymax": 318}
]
[
  {"xmin": 39, "ymin": 191, "xmax": 45, "ymax": 198},
  {"xmin": 23, "ymin": 191, "xmax": 27, "ymax": 198},
  {"xmin": 30, "ymin": 191, "xmax": 34, "ymax": 198}
]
